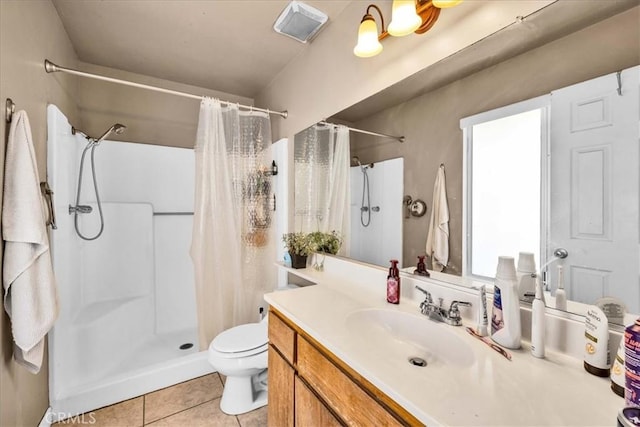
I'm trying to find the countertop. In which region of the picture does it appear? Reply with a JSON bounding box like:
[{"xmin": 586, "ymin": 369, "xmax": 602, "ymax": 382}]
[{"xmin": 265, "ymin": 263, "xmax": 622, "ymax": 426}]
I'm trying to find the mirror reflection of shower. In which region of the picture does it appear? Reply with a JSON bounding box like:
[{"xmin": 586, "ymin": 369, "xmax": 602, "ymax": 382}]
[
  {"xmin": 352, "ymin": 156, "xmax": 377, "ymax": 227},
  {"xmin": 69, "ymin": 123, "xmax": 126, "ymax": 240}
]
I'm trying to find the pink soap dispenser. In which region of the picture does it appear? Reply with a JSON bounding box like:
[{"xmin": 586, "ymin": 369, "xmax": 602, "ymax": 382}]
[{"xmin": 387, "ymin": 259, "xmax": 400, "ymax": 304}]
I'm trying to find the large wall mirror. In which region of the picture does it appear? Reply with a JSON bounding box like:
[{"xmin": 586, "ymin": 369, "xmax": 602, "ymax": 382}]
[{"xmin": 293, "ymin": 2, "xmax": 640, "ymax": 325}]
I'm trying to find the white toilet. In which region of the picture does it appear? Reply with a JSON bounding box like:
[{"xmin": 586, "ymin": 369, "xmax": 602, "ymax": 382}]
[{"xmin": 208, "ymin": 284, "xmax": 299, "ymax": 415}]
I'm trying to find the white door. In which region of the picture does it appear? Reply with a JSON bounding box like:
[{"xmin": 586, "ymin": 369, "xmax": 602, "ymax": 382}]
[{"xmin": 548, "ymin": 66, "xmax": 639, "ymax": 312}]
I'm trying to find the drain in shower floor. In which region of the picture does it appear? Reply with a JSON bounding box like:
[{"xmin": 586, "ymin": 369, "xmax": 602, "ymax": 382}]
[{"xmin": 179, "ymin": 343, "xmax": 194, "ymax": 350}]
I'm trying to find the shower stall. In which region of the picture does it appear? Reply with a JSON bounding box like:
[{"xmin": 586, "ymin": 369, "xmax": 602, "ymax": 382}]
[
  {"xmin": 46, "ymin": 105, "xmax": 212, "ymax": 417},
  {"xmin": 350, "ymin": 157, "xmax": 403, "ymax": 266}
]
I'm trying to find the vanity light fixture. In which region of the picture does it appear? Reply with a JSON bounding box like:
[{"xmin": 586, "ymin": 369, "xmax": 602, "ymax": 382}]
[{"xmin": 353, "ymin": 0, "xmax": 462, "ymax": 58}]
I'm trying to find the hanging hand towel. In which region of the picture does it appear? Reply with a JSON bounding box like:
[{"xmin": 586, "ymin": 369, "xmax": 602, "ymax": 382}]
[
  {"xmin": 2, "ymin": 110, "xmax": 58, "ymax": 373},
  {"xmin": 425, "ymin": 165, "xmax": 449, "ymax": 272}
]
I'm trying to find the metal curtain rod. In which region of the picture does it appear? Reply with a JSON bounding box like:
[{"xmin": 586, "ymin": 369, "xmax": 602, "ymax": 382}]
[
  {"xmin": 318, "ymin": 120, "xmax": 404, "ymax": 143},
  {"xmin": 44, "ymin": 60, "xmax": 288, "ymax": 119}
]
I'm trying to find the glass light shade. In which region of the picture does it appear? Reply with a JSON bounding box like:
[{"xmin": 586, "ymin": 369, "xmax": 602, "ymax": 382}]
[
  {"xmin": 387, "ymin": 0, "xmax": 422, "ymax": 37},
  {"xmin": 432, "ymin": 0, "xmax": 463, "ymax": 8},
  {"xmin": 353, "ymin": 18, "xmax": 383, "ymax": 58}
]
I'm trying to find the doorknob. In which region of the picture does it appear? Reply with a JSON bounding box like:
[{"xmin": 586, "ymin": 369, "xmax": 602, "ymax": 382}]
[{"xmin": 554, "ymin": 248, "xmax": 568, "ymax": 259}]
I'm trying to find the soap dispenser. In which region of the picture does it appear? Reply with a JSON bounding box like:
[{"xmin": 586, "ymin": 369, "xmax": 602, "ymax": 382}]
[
  {"xmin": 387, "ymin": 260, "xmax": 400, "ymax": 304},
  {"xmin": 414, "ymin": 256, "xmax": 429, "ymax": 277}
]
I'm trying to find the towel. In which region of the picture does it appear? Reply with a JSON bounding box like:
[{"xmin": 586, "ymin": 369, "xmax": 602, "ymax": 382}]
[
  {"xmin": 425, "ymin": 165, "xmax": 449, "ymax": 272},
  {"xmin": 2, "ymin": 110, "xmax": 58, "ymax": 373}
]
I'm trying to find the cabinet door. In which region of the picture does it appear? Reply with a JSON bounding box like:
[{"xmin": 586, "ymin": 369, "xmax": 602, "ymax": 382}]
[
  {"xmin": 268, "ymin": 345, "xmax": 294, "ymax": 427},
  {"xmin": 294, "ymin": 376, "xmax": 342, "ymax": 427}
]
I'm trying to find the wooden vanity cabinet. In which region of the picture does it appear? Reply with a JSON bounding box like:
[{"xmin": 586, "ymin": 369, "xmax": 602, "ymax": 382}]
[{"xmin": 267, "ymin": 309, "xmax": 424, "ymax": 427}]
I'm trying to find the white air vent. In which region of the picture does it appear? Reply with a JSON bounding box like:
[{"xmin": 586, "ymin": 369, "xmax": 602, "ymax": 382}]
[{"xmin": 273, "ymin": 1, "xmax": 328, "ymax": 44}]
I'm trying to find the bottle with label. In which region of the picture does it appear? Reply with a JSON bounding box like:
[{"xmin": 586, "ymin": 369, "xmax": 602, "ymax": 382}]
[
  {"xmin": 387, "ymin": 259, "xmax": 400, "ymax": 304},
  {"xmin": 491, "ymin": 256, "xmax": 522, "ymax": 349},
  {"xmin": 517, "ymin": 252, "xmax": 537, "ymax": 302},
  {"xmin": 625, "ymin": 319, "xmax": 640, "ymax": 406}
]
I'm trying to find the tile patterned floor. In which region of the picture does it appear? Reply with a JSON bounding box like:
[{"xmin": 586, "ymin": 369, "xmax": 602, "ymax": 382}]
[{"xmin": 54, "ymin": 373, "xmax": 267, "ymax": 427}]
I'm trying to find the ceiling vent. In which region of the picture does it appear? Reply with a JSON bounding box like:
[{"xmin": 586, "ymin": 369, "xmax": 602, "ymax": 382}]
[{"xmin": 273, "ymin": 1, "xmax": 329, "ymax": 44}]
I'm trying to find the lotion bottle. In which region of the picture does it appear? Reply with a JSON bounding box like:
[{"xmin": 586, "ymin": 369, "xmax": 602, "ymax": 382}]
[
  {"xmin": 584, "ymin": 305, "xmax": 610, "ymax": 377},
  {"xmin": 531, "ymin": 279, "xmax": 546, "ymax": 358},
  {"xmin": 491, "ymin": 256, "xmax": 522, "ymax": 349},
  {"xmin": 555, "ymin": 265, "xmax": 567, "ymax": 311},
  {"xmin": 386, "ymin": 259, "xmax": 400, "ymax": 304}
]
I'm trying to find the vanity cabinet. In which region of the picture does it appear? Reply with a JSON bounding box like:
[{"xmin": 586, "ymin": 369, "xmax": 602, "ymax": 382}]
[{"xmin": 268, "ymin": 309, "xmax": 423, "ymax": 427}]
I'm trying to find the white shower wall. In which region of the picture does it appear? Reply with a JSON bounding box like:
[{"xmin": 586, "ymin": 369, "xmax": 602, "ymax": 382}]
[
  {"xmin": 349, "ymin": 158, "xmax": 403, "ymax": 267},
  {"xmin": 47, "ymin": 105, "xmax": 204, "ymax": 416}
]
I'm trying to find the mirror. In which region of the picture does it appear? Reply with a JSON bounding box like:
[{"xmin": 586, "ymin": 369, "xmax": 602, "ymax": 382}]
[{"xmin": 293, "ymin": 3, "xmax": 640, "ymax": 323}]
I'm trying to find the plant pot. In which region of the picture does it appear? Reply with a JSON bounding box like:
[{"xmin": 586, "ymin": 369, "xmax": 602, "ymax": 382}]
[{"xmin": 291, "ymin": 254, "xmax": 308, "ymax": 269}]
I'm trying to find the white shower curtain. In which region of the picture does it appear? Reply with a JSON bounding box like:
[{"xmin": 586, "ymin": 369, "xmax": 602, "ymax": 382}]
[
  {"xmin": 294, "ymin": 124, "xmax": 350, "ymax": 253},
  {"xmin": 322, "ymin": 126, "xmax": 350, "ymax": 256},
  {"xmin": 191, "ymin": 98, "xmax": 275, "ymax": 349}
]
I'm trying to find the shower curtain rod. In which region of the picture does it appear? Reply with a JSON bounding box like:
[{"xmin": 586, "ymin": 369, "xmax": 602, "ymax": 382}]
[
  {"xmin": 318, "ymin": 120, "xmax": 404, "ymax": 143},
  {"xmin": 44, "ymin": 60, "xmax": 288, "ymax": 119}
]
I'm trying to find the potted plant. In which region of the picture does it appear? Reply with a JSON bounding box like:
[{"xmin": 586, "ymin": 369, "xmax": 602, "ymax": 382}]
[
  {"xmin": 308, "ymin": 231, "xmax": 342, "ymax": 255},
  {"xmin": 308, "ymin": 231, "xmax": 342, "ymax": 271},
  {"xmin": 282, "ymin": 232, "xmax": 311, "ymax": 269}
]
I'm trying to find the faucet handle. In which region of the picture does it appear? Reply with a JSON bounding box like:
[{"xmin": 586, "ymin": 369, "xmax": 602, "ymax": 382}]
[
  {"xmin": 445, "ymin": 300, "xmax": 471, "ymax": 326},
  {"xmin": 415, "ymin": 285, "xmax": 432, "ymax": 302},
  {"xmin": 450, "ymin": 300, "xmax": 472, "ymax": 311}
]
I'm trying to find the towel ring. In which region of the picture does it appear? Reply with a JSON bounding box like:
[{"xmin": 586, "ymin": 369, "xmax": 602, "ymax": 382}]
[{"xmin": 6, "ymin": 98, "xmax": 15, "ymax": 123}]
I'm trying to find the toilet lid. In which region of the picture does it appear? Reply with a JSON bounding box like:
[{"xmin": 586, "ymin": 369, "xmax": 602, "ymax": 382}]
[{"xmin": 211, "ymin": 322, "xmax": 267, "ymax": 354}]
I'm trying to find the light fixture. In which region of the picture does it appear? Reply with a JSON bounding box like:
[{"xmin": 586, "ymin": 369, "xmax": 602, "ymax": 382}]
[
  {"xmin": 353, "ymin": 5, "xmax": 387, "ymax": 58},
  {"xmin": 354, "ymin": 0, "xmax": 463, "ymax": 58},
  {"xmin": 388, "ymin": 1, "xmax": 422, "ymax": 37},
  {"xmin": 432, "ymin": 0, "xmax": 463, "ymax": 9}
]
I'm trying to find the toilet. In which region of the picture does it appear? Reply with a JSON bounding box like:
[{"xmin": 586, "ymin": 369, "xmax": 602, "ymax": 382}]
[{"xmin": 208, "ymin": 284, "xmax": 299, "ymax": 415}]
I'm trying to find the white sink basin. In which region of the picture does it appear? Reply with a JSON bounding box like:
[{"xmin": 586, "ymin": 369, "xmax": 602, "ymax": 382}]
[{"xmin": 345, "ymin": 308, "xmax": 475, "ymax": 368}]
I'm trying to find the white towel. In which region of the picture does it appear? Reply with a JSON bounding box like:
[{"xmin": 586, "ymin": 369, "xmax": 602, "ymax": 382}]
[
  {"xmin": 425, "ymin": 165, "xmax": 449, "ymax": 272},
  {"xmin": 2, "ymin": 110, "xmax": 58, "ymax": 373}
]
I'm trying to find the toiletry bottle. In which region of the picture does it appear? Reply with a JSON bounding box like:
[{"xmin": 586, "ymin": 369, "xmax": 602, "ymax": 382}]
[
  {"xmin": 387, "ymin": 260, "xmax": 400, "ymax": 304},
  {"xmin": 531, "ymin": 279, "xmax": 546, "ymax": 358},
  {"xmin": 517, "ymin": 252, "xmax": 537, "ymax": 302},
  {"xmin": 611, "ymin": 337, "xmax": 626, "ymax": 398},
  {"xmin": 555, "ymin": 265, "xmax": 567, "ymax": 311},
  {"xmin": 476, "ymin": 284, "xmax": 489, "ymax": 336},
  {"xmin": 414, "ymin": 255, "xmax": 429, "ymax": 277},
  {"xmin": 584, "ymin": 305, "xmax": 610, "ymax": 377},
  {"xmin": 626, "ymin": 319, "xmax": 640, "ymax": 406},
  {"xmin": 491, "ymin": 256, "xmax": 522, "ymax": 349}
]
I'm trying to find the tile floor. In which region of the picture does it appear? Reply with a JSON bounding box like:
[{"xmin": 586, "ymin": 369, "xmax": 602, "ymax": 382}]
[{"xmin": 54, "ymin": 373, "xmax": 267, "ymax": 427}]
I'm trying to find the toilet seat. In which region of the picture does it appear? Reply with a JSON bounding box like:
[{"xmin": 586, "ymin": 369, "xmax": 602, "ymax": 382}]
[{"xmin": 210, "ymin": 322, "xmax": 267, "ymax": 359}]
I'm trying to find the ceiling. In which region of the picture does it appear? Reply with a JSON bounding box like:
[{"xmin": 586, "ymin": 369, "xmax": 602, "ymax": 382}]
[{"xmin": 52, "ymin": 0, "xmax": 351, "ymax": 99}]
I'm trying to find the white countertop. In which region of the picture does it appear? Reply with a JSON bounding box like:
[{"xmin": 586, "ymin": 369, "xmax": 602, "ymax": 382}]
[{"xmin": 266, "ymin": 263, "xmax": 623, "ymax": 427}]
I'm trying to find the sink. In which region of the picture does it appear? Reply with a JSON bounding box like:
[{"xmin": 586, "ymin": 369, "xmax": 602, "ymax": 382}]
[{"xmin": 345, "ymin": 308, "xmax": 475, "ymax": 368}]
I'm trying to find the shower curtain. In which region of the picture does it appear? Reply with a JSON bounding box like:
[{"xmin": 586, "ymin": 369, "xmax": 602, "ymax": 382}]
[
  {"xmin": 191, "ymin": 98, "xmax": 275, "ymax": 349},
  {"xmin": 294, "ymin": 124, "xmax": 350, "ymax": 255}
]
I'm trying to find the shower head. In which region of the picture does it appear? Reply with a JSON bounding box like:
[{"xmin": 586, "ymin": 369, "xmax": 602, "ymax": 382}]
[
  {"xmin": 96, "ymin": 123, "xmax": 126, "ymax": 143},
  {"xmin": 352, "ymin": 156, "xmax": 362, "ymax": 167}
]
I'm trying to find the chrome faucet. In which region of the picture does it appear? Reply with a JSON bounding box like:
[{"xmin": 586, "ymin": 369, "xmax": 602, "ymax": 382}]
[{"xmin": 415, "ymin": 285, "xmax": 472, "ymax": 326}]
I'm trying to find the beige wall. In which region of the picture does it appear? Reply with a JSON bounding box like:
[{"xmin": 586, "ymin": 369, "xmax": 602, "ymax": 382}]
[
  {"xmin": 255, "ymin": 1, "xmax": 552, "ymax": 140},
  {"xmin": 350, "ymin": 7, "xmax": 640, "ymax": 273},
  {"xmin": 75, "ymin": 62, "xmax": 253, "ymax": 148},
  {"xmin": 0, "ymin": 1, "xmax": 80, "ymax": 426}
]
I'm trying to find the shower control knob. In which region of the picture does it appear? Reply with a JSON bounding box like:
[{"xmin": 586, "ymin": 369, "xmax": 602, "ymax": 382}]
[
  {"xmin": 371, "ymin": 206, "xmax": 380, "ymax": 212},
  {"xmin": 361, "ymin": 207, "xmax": 369, "ymax": 212}
]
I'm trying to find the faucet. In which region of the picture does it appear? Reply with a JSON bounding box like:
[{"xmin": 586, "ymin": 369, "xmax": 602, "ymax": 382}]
[{"xmin": 415, "ymin": 286, "xmax": 472, "ymax": 326}]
